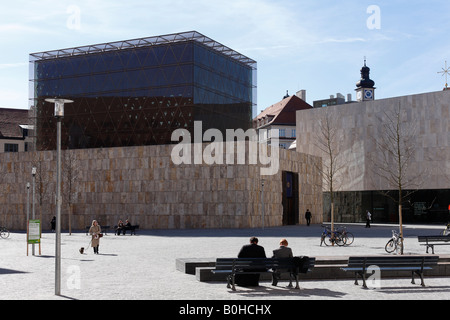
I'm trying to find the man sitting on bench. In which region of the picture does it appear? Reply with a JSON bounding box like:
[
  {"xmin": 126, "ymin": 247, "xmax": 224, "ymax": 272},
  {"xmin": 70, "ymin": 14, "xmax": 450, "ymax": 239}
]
[
  {"xmin": 116, "ymin": 220, "xmax": 125, "ymax": 235},
  {"xmin": 235, "ymin": 237, "xmax": 266, "ymax": 287},
  {"xmin": 124, "ymin": 219, "xmax": 132, "ymax": 235}
]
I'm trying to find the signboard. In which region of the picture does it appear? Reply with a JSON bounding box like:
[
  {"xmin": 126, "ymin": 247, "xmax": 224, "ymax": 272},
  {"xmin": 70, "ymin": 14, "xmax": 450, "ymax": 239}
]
[
  {"xmin": 413, "ymin": 202, "xmax": 426, "ymax": 216},
  {"xmin": 286, "ymin": 172, "xmax": 293, "ymax": 198},
  {"xmin": 28, "ymin": 220, "xmax": 41, "ymax": 244}
]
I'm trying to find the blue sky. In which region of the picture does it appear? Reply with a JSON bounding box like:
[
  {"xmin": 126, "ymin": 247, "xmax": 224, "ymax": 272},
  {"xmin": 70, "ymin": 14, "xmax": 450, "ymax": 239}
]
[{"xmin": 0, "ymin": 0, "xmax": 449, "ymax": 114}]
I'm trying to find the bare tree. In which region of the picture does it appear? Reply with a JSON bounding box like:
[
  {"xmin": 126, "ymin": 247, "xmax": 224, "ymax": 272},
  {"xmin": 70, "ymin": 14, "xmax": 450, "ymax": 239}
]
[
  {"xmin": 370, "ymin": 104, "xmax": 426, "ymax": 254},
  {"xmin": 32, "ymin": 152, "xmax": 52, "ymax": 227},
  {"xmin": 314, "ymin": 109, "xmax": 346, "ymax": 233},
  {"xmin": 63, "ymin": 149, "xmax": 80, "ymax": 235}
]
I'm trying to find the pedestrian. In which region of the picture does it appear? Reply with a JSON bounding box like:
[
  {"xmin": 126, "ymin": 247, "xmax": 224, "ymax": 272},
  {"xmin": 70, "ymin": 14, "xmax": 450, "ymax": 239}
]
[
  {"xmin": 365, "ymin": 210, "xmax": 372, "ymax": 228},
  {"xmin": 305, "ymin": 209, "xmax": 312, "ymax": 226},
  {"xmin": 271, "ymin": 238, "xmax": 293, "ymax": 286},
  {"xmin": 50, "ymin": 216, "xmax": 56, "ymax": 232},
  {"xmin": 89, "ymin": 220, "xmax": 102, "ymax": 254},
  {"xmin": 235, "ymin": 236, "xmax": 266, "ymax": 287}
]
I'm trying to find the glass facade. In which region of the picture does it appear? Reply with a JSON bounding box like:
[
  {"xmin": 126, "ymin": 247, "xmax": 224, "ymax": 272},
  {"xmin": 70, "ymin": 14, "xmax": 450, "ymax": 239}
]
[
  {"xmin": 29, "ymin": 31, "xmax": 256, "ymax": 150},
  {"xmin": 324, "ymin": 189, "xmax": 450, "ymax": 224}
]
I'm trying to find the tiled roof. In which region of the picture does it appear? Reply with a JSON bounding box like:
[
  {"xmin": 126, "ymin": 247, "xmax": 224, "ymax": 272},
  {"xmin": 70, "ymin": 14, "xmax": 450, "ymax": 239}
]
[
  {"xmin": 0, "ymin": 108, "xmax": 30, "ymax": 139},
  {"xmin": 254, "ymin": 95, "xmax": 312, "ymax": 126}
]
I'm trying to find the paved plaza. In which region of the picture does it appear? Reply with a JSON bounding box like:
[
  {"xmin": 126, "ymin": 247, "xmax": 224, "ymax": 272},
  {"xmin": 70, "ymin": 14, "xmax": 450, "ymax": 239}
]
[{"xmin": 1, "ymin": 223, "xmax": 450, "ymax": 301}]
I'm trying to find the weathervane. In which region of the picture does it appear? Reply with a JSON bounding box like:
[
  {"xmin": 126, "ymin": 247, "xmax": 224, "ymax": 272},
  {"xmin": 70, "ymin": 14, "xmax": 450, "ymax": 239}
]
[{"xmin": 438, "ymin": 60, "xmax": 449, "ymax": 89}]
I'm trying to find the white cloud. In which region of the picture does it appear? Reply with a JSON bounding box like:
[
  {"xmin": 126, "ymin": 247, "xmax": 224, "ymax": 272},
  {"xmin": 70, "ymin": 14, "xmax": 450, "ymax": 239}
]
[{"xmin": 0, "ymin": 62, "xmax": 28, "ymax": 69}]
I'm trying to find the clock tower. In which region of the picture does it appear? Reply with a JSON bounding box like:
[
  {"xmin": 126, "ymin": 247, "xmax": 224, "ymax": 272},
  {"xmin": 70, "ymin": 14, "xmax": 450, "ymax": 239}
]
[{"xmin": 355, "ymin": 58, "xmax": 376, "ymax": 102}]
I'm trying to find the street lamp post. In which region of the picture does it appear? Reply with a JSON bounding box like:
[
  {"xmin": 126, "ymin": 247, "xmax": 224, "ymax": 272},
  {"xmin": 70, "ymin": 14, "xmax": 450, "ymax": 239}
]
[
  {"xmin": 261, "ymin": 179, "xmax": 265, "ymax": 230},
  {"xmin": 26, "ymin": 182, "xmax": 30, "ymax": 228},
  {"xmin": 31, "ymin": 167, "xmax": 36, "ymax": 256},
  {"xmin": 45, "ymin": 98, "xmax": 73, "ymax": 296}
]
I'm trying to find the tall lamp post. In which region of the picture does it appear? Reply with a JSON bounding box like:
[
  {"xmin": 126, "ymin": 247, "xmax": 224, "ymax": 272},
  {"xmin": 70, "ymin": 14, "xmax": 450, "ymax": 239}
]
[
  {"xmin": 45, "ymin": 98, "xmax": 73, "ymax": 296},
  {"xmin": 26, "ymin": 183, "xmax": 30, "ymax": 223},
  {"xmin": 261, "ymin": 179, "xmax": 265, "ymax": 230},
  {"xmin": 31, "ymin": 167, "xmax": 36, "ymax": 255}
]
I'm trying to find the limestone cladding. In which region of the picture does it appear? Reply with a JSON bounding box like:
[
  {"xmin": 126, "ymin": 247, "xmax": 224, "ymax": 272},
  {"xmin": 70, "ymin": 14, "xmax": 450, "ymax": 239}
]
[
  {"xmin": 296, "ymin": 90, "xmax": 450, "ymax": 192},
  {"xmin": 0, "ymin": 144, "xmax": 322, "ymax": 230}
]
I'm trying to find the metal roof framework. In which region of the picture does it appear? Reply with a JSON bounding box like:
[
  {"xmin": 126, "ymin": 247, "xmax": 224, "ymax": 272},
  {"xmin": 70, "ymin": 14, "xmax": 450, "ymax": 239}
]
[{"xmin": 30, "ymin": 31, "xmax": 256, "ymax": 69}]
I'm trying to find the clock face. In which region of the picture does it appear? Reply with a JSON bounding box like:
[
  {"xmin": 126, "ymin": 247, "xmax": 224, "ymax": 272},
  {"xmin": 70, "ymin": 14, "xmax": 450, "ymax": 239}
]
[{"xmin": 364, "ymin": 89, "xmax": 373, "ymax": 100}]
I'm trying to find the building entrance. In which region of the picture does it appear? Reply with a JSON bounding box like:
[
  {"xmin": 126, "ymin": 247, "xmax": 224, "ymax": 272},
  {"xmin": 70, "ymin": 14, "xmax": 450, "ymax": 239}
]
[{"xmin": 282, "ymin": 171, "xmax": 299, "ymax": 225}]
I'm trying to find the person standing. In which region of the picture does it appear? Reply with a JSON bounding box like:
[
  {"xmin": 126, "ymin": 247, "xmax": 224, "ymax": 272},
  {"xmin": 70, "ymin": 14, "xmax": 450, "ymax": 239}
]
[
  {"xmin": 271, "ymin": 239, "xmax": 293, "ymax": 286},
  {"xmin": 89, "ymin": 220, "xmax": 102, "ymax": 254},
  {"xmin": 365, "ymin": 210, "xmax": 372, "ymax": 228},
  {"xmin": 235, "ymin": 237, "xmax": 266, "ymax": 286},
  {"xmin": 305, "ymin": 209, "xmax": 312, "ymax": 226},
  {"xmin": 50, "ymin": 216, "xmax": 56, "ymax": 232}
]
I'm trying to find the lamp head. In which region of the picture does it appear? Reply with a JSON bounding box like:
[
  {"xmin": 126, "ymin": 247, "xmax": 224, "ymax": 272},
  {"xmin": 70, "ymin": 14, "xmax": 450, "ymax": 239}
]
[{"xmin": 45, "ymin": 98, "xmax": 74, "ymax": 118}]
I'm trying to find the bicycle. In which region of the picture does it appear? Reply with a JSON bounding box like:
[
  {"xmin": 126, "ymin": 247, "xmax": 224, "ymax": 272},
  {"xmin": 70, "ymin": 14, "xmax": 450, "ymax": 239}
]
[
  {"xmin": 336, "ymin": 225, "xmax": 354, "ymax": 246},
  {"xmin": 385, "ymin": 230, "xmax": 403, "ymax": 254},
  {"xmin": 320, "ymin": 225, "xmax": 346, "ymax": 246},
  {"xmin": 0, "ymin": 226, "xmax": 10, "ymax": 239},
  {"xmin": 440, "ymin": 223, "xmax": 450, "ymax": 236}
]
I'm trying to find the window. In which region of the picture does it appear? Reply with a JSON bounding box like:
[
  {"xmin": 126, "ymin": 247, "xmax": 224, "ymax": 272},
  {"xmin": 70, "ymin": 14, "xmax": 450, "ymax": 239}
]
[
  {"xmin": 4, "ymin": 144, "xmax": 19, "ymax": 152},
  {"xmin": 279, "ymin": 129, "xmax": 286, "ymax": 137},
  {"xmin": 291, "ymin": 129, "xmax": 296, "ymax": 138}
]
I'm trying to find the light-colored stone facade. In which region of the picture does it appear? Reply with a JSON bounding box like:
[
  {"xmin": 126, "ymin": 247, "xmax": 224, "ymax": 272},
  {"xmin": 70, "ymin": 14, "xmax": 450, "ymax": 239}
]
[
  {"xmin": 296, "ymin": 90, "xmax": 450, "ymax": 192},
  {"xmin": 0, "ymin": 143, "xmax": 322, "ymax": 231}
]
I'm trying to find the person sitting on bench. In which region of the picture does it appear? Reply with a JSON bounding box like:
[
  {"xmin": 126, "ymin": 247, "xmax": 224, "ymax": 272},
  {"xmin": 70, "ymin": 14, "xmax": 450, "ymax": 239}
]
[
  {"xmin": 271, "ymin": 238, "xmax": 293, "ymax": 286},
  {"xmin": 235, "ymin": 237, "xmax": 266, "ymax": 287},
  {"xmin": 116, "ymin": 220, "xmax": 125, "ymax": 235},
  {"xmin": 124, "ymin": 219, "xmax": 132, "ymax": 235}
]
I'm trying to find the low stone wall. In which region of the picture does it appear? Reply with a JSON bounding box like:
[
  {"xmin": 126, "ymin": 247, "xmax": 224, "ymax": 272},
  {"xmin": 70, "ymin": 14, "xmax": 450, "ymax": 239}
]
[{"xmin": 0, "ymin": 143, "xmax": 322, "ymax": 230}]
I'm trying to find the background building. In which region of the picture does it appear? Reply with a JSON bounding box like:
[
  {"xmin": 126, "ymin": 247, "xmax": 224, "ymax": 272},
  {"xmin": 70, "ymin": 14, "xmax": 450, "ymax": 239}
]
[
  {"xmin": 313, "ymin": 92, "xmax": 353, "ymax": 108},
  {"xmin": 296, "ymin": 89, "xmax": 450, "ymax": 223},
  {"xmin": 254, "ymin": 92, "xmax": 312, "ymax": 149},
  {"xmin": 0, "ymin": 143, "xmax": 322, "ymax": 231},
  {"xmin": 0, "ymin": 108, "xmax": 33, "ymax": 153},
  {"xmin": 29, "ymin": 31, "xmax": 257, "ymax": 151}
]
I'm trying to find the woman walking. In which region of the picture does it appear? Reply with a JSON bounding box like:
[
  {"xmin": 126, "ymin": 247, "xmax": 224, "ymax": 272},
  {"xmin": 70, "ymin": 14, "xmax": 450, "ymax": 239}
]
[{"xmin": 89, "ymin": 220, "xmax": 102, "ymax": 254}]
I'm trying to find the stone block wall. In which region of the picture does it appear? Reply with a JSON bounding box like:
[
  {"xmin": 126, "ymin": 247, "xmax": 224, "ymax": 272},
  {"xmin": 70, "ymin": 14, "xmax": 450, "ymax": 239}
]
[{"xmin": 0, "ymin": 143, "xmax": 322, "ymax": 231}]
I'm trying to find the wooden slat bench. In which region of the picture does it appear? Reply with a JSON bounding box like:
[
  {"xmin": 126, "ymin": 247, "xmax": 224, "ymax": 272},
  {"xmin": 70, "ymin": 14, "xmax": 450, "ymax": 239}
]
[
  {"xmin": 211, "ymin": 257, "xmax": 315, "ymax": 291},
  {"xmin": 341, "ymin": 256, "xmax": 439, "ymax": 288},
  {"xmin": 418, "ymin": 236, "xmax": 450, "ymax": 254},
  {"xmin": 114, "ymin": 224, "xmax": 139, "ymax": 235}
]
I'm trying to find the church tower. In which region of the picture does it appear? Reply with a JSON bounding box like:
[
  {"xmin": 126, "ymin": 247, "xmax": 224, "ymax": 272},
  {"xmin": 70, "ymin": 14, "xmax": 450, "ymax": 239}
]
[{"xmin": 355, "ymin": 59, "xmax": 376, "ymax": 102}]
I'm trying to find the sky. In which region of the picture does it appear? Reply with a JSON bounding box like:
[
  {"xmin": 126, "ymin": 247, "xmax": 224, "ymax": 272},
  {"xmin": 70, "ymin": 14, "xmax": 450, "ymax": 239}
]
[{"xmin": 0, "ymin": 0, "xmax": 449, "ymax": 114}]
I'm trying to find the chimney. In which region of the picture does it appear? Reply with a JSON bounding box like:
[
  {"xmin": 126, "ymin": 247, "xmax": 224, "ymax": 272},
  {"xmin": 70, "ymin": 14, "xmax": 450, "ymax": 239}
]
[{"xmin": 296, "ymin": 89, "xmax": 306, "ymax": 101}]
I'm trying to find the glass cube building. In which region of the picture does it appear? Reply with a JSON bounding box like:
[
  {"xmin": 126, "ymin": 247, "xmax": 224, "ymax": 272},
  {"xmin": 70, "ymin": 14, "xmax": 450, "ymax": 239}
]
[{"xmin": 29, "ymin": 31, "xmax": 257, "ymax": 150}]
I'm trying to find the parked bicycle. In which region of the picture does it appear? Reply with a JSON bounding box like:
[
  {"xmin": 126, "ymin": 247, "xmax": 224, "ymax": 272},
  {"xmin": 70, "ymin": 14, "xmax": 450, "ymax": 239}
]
[
  {"xmin": 320, "ymin": 225, "xmax": 346, "ymax": 246},
  {"xmin": 440, "ymin": 223, "xmax": 450, "ymax": 236},
  {"xmin": 385, "ymin": 230, "xmax": 403, "ymax": 253},
  {"xmin": 0, "ymin": 226, "xmax": 10, "ymax": 239},
  {"xmin": 336, "ymin": 225, "xmax": 354, "ymax": 246}
]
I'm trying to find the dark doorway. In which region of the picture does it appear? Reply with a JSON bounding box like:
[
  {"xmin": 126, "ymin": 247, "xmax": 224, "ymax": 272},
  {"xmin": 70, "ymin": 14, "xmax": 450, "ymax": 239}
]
[{"xmin": 282, "ymin": 171, "xmax": 299, "ymax": 225}]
